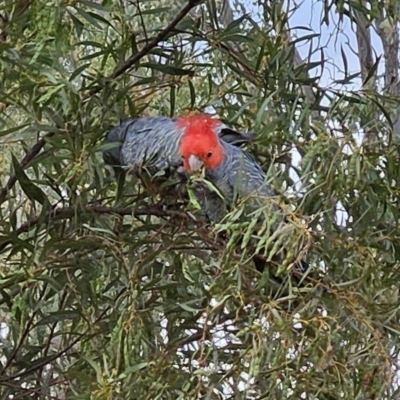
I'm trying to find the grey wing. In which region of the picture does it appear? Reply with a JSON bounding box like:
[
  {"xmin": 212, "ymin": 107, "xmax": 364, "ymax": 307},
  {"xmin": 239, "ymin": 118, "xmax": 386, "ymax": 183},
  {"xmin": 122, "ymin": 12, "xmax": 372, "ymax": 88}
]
[
  {"xmin": 219, "ymin": 129, "xmax": 256, "ymax": 147},
  {"xmin": 117, "ymin": 117, "xmax": 184, "ymax": 172},
  {"xmin": 225, "ymin": 144, "xmax": 276, "ymax": 200},
  {"xmin": 103, "ymin": 118, "xmax": 137, "ymax": 168},
  {"xmin": 216, "ymin": 123, "xmax": 256, "ymax": 147},
  {"xmin": 242, "ymin": 151, "xmax": 276, "ymax": 198}
]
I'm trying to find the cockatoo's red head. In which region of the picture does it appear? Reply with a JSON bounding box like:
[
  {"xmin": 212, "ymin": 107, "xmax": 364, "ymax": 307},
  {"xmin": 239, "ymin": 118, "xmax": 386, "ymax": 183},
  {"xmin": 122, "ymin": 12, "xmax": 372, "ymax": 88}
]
[{"xmin": 177, "ymin": 114, "xmax": 224, "ymax": 172}]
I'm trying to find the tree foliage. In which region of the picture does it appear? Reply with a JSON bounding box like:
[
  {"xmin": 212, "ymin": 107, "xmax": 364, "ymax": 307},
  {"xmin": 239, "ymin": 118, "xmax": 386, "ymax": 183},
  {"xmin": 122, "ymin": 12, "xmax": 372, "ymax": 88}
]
[{"xmin": 0, "ymin": 0, "xmax": 400, "ymax": 398}]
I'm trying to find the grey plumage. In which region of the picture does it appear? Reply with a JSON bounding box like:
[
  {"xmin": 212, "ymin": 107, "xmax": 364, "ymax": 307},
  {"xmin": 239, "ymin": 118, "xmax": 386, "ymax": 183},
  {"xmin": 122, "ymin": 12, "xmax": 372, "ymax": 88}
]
[
  {"xmin": 208, "ymin": 141, "xmax": 275, "ymax": 204},
  {"xmin": 102, "ymin": 115, "xmax": 307, "ymax": 273},
  {"xmin": 199, "ymin": 138, "xmax": 308, "ymax": 274},
  {"xmin": 103, "ymin": 116, "xmax": 256, "ymax": 175},
  {"xmin": 103, "ymin": 117, "xmax": 184, "ymax": 175}
]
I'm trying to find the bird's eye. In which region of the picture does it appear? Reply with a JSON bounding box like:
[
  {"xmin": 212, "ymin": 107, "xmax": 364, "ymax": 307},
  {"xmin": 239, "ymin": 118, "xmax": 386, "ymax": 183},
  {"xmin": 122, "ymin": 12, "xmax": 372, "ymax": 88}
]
[{"xmin": 207, "ymin": 151, "xmax": 213, "ymax": 158}]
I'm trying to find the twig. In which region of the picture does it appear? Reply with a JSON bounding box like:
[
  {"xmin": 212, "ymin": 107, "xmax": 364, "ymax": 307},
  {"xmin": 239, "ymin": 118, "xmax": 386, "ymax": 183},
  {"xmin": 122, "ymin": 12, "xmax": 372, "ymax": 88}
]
[
  {"xmin": 0, "ymin": 0, "xmax": 35, "ymax": 43},
  {"xmin": 0, "ymin": 283, "xmax": 48, "ymax": 376},
  {"xmin": 0, "ymin": 205, "xmax": 188, "ymax": 253},
  {"xmin": 0, "ymin": 135, "xmax": 54, "ymax": 205},
  {"xmin": 0, "ymin": 380, "xmax": 64, "ymax": 399},
  {"xmin": 135, "ymin": 0, "xmax": 148, "ymax": 42},
  {"xmin": 0, "ymin": 0, "xmax": 201, "ymax": 205},
  {"xmin": 36, "ymin": 290, "xmax": 68, "ymax": 389},
  {"xmin": 0, "ymin": 287, "xmax": 127, "ymax": 383},
  {"xmin": 89, "ymin": 0, "xmax": 202, "ymax": 95}
]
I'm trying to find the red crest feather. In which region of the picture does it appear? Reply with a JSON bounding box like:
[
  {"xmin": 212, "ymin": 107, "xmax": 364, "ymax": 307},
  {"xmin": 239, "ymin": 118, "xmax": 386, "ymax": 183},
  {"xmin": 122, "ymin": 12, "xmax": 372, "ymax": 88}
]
[{"xmin": 177, "ymin": 114, "xmax": 224, "ymax": 170}]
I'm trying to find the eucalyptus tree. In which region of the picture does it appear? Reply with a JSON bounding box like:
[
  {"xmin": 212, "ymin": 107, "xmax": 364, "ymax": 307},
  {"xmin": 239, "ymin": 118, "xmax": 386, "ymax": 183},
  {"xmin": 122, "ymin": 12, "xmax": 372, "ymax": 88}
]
[{"xmin": 0, "ymin": 0, "xmax": 399, "ymax": 398}]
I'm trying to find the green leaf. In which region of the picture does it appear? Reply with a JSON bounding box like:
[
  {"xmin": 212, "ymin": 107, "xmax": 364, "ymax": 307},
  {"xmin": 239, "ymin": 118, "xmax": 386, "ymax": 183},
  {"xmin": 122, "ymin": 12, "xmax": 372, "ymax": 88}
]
[
  {"xmin": 136, "ymin": 7, "xmax": 170, "ymax": 15},
  {"xmin": 220, "ymin": 14, "xmax": 249, "ymax": 36},
  {"xmin": 67, "ymin": 10, "xmax": 84, "ymax": 36},
  {"xmin": 177, "ymin": 302, "xmax": 201, "ymax": 313},
  {"xmin": 11, "ymin": 154, "xmax": 49, "ymax": 206},
  {"xmin": 77, "ymin": 0, "xmax": 106, "ymax": 11},
  {"xmin": 188, "ymin": 79, "xmax": 196, "ymax": 108},
  {"xmin": 0, "ymin": 124, "xmax": 31, "ymax": 138},
  {"xmin": 82, "ymin": 224, "xmax": 116, "ymax": 235},
  {"xmin": 140, "ymin": 63, "xmax": 195, "ymax": 76},
  {"xmin": 73, "ymin": 7, "xmax": 105, "ymax": 30},
  {"xmin": 169, "ymin": 85, "xmax": 176, "ymax": 117},
  {"xmin": 187, "ymin": 185, "xmax": 202, "ymax": 210},
  {"xmin": 38, "ymin": 84, "xmax": 65, "ymax": 104},
  {"xmin": 122, "ymin": 362, "xmax": 155, "ymax": 374},
  {"xmin": 69, "ymin": 63, "xmax": 91, "ymax": 81},
  {"xmin": 37, "ymin": 311, "xmax": 81, "ymax": 325}
]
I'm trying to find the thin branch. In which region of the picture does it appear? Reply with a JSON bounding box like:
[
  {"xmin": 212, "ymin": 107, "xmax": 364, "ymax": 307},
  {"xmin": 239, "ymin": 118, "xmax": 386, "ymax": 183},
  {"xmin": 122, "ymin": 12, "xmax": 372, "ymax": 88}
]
[
  {"xmin": 135, "ymin": 0, "xmax": 148, "ymax": 42},
  {"xmin": 0, "ymin": 283, "xmax": 48, "ymax": 376},
  {"xmin": 0, "ymin": 135, "xmax": 54, "ymax": 204},
  {"xmin": 89, "ymin": 0, "xmax": 202, "ymax": 95},
  {"xmin": 36, "ymin": 290, "xmax": 68, "ymax": 389},
  {"xmin": 0, "ymin": 333, "xmax": 82, "ymax": 384},
  {"xmin": 0, "ymin": 380, "xmax": 64, "ymax": 400},
  {"xmin": 0, "ymin": 0, "xmax": 201, "ymax": 206},
  {"xmin": 0, "ymin": 288, "xmax": 127, "ymax": 384},
  {"xmin": 354, "ymin": 9, "xmax": 375, "ymax": 87},
  {"xmin": 0, "ymin": 205, "xmax": 189, "ymax": 253},
  {"xmin": 375, "ymin": 2, "xmax": 400, "ymax": 137}
]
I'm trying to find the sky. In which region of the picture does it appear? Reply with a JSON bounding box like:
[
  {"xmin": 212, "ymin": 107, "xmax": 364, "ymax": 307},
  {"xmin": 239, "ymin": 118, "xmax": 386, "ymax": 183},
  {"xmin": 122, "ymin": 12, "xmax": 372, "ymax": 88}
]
[
  {"xmin": 229, "ymin": 0, "xmax": 388, "ymax": 224},
  {"xmin": 288, "ymin": 0, "xmax": 384, "ymax": 89},
  {"xmin": 236, "ymin": 0, "xmax": 400, "ymax": 393},
  {"xmin": 236, "ymin": 0, "xmax": 384, "ymax": 89},
  {"xmin": 289, "ymin": 0, "xmax": 361, "ymax": 87},
  {"xmin": 0, "ymin": 2, "xmax": 395, "ymax": 398}
]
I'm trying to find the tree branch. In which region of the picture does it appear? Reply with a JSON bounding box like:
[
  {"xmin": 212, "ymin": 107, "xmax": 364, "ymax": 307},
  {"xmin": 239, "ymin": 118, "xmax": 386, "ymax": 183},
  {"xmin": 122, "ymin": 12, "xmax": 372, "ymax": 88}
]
[
  {"xmin": 0, "ymin": 205, "xmax": 189, "ymax": 253},
  {"xmin": 89, "ymin": 0, "xmax": 202, "ymax": 95},
  {"xmin": 0, "ymin": 287, "xmax": 126, "ymax": 383},
  {"xmin": 375, "ymin": 2, "xmax": 400, "ymax": 137},
  {"xmin": 352, "ymin": 8, "xmax": 380, "ymax": 144},
  {"xmin": 0, "ymin": 0, "xmax": 35, "ymax": 42},
  {"xmin": 0, "ymin": 283, "xmax": 48, "ymax": 376},
  {"xmin": 0, "ymin": 135, "xmax": 53, "ymax": 204},
  {"xmin": 354, "ymin": 10, "xmax": 375, "ymax": 86},
  {"xmin": 0, "ymin": 0, "xmax": 201, "ymax": 206}
]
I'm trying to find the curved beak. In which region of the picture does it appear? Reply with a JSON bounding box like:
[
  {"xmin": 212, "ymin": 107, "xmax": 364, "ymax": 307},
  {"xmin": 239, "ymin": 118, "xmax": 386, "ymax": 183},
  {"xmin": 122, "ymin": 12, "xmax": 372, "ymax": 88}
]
[{"xmin": 188, "ymin": 155, "xmax": 204, "ymax": 172}]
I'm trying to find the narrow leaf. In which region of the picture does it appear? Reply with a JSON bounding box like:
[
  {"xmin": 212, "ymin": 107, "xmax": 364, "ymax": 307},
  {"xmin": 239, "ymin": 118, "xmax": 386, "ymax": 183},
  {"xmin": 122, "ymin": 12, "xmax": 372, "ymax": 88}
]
[{"xmin": 11, "ymin": 154, "xmax": 49, "ymax": 206}]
